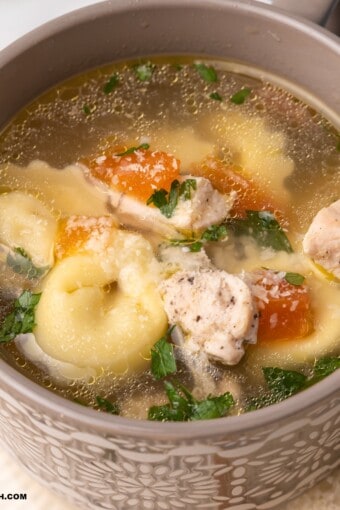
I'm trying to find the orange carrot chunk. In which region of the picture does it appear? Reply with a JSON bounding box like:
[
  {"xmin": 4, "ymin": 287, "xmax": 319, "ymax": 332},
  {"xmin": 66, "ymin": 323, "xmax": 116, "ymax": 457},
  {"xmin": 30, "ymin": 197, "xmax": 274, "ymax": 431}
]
[
  {"xmin": 84, "ymin": 147, "xmax": 180, "ymax": 202},
  {"xmin": 250, "ymin": 270, "xmax": 314, "ymax": 343},
  {"xmin": 190, "ymin": 156, "xmax": 286, "ymax": 223}
]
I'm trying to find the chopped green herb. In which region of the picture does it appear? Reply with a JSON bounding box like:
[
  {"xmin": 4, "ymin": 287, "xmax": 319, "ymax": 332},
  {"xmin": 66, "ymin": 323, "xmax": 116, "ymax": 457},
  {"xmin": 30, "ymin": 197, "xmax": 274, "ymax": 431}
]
[
  {"xmin": 134, "ymin": 62, "xmax": 155, "ymax": 81},
  {"xmin": 209, "ymin": 92, "xmax": 222, "ymax": 101},
  {"xmin": 0, "ymin": 290, "xmax": 41, "ymax": 344},
  {"xmin": 116, "ymin": 143, "xmax": 150, "ymax": 157},
  {"xmin": 336, "ymin": 140, "xmax": 340, "ymax": 152},
  {"xmin": 201, "ymin": 224, "xmax": 228, "ymax": 242},
  {"xmin": 284, "ymin": 272, "xmax": 305, "ymax": 286},
  {"xmin": 148, "ymin": 380, "xmax": 234, "ymax": 422},
  {"xmin": 169, "ymin": 223, "xmax": 227, "ymax": 252},
  {"xmin": 151, "ymin": 327, "xmax": 177, "ymax": 380},
  {"xmin": 228, "ymin": 210, "xmax": 293, "ymax": 253},
  {"xmin": 147, "ymin": 188, "xmax": 168, "ymax": 209},
  {"xmin": 189, "ymin": 241, "xmax": 203, "ymax": 252},
  {"xmin": 194, "ymin": 63, "xmax": 218, "ymax": 83},
  {"xmin": 95, "ymin": 396, "xmax": 119, "ymax": 415},
  {"xmin": 179, "ymin": 179, "xmax": 197, "ymax": 200},
  {"xmin": 306, "ymin": 356, "xmax": 340, "ymax": 386},
  {"xmin": 230, "ymin": 87, "xmax": 252, "ymax": 105},
  {"xmin": 103, "ymin": 74, "xmax": 119, "ymax": 94},
  {"xmin": 191, "ymin": 393, "xmax": 235, "ymax": 420},
  {"xmin": 246, "ymin": 357, "xmax": 340, "ymax": 411},
  {"xmin": 172, "ymin": 64, "xmax": 183, "ymax": 71},
  {"xmin": 7, "ymin": 247, "xmax": 48, "ymax": 280},
  {"xmin": 162, "ymin": 179, "xmax": 181, "ymax": 218},
  {"xmin": 146, "ymin": 178, "xmax": 197, "ymax": 218},
  {"xmin": 83, "ymin": 104, "xmax": 91, "ymax": 115},
  {"xmin": 263, "ymin": 367, "xmax": 307, "ymax": 399}
]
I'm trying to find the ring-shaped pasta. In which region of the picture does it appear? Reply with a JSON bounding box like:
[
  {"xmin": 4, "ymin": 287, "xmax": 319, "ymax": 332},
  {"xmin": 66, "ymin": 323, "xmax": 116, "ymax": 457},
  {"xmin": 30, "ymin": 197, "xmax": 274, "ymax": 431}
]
[{"xmin": 34, "ymin": 230, "xmax": 167, "ymax": 375}]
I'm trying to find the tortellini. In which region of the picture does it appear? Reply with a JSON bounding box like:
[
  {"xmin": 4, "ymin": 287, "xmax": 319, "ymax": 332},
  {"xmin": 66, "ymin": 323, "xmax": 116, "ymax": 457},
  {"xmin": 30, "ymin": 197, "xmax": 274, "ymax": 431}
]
[
  {"xmin": 34, "ymin": 229, "xmax": 167, "ymax": 375},
  {"xmin": 0, "ymin": 160, "xmax": 108, "ymax": 216},
  {"xmin": 203, "ymin": 111, "xmax": 294, "ymax": 199},
  {"xmin": 0, "ymin": 191, "xmax": 57, "ymax": 267}
]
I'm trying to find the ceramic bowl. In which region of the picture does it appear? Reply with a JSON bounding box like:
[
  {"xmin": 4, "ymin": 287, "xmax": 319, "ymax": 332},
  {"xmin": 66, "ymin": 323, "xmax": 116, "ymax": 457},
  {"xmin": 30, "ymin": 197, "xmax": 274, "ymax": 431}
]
[{"xmin": 0, "ymin": 1, "xmax": 339, "ymax": 509}]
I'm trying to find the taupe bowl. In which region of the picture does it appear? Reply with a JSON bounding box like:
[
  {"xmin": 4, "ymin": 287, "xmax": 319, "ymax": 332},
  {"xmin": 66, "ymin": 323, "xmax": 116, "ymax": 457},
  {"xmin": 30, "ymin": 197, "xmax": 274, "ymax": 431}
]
[{"xmin": 0, "ymin": 1, "xmax": 339, "ymax": 509}]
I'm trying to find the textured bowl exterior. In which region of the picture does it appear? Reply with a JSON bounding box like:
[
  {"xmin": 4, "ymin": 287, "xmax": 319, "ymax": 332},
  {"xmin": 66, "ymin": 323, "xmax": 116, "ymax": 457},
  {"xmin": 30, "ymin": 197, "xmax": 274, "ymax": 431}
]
[{"xmin": 0, "ymin": 1, "xmax": 339, "ymax": 508}]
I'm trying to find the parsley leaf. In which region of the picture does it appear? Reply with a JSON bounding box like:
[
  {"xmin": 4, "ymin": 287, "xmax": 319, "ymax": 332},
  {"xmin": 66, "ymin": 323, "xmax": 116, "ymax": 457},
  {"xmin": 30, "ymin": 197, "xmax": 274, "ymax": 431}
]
[
  {"xmin": 116, "ymin": 143, "xmax": 150, "ymax": 157},
  {"xmin": 246, "ymin": 357, "xmax": 340, "ymax": 411},
  {"xmin": 263, "ymin": 367, "xmax": 307, "ymax": 399},
  {"xmin": 194, "ymin": 63, "xmax": 218, "ymax": 83},
  {"xmin": 191, "ymin": 393, "xmax": 235, "ymax": 420},
  {"xmin": 284, "ymin": 272, "xmax": 305, "ymax": 286},
  {"xmin": 146, "ymin": 179, "xmax": 197, "ymax": 218},
  {"xmin": 0, "ymin": 290, "xmax": 41, "ymax": 344},
  {"xmin": 148, "ymin": 380, "xmax": 234, "ymax": 422},
  {"xmin": 169, "ymin": 223, "xmax": 227, "ymax": 252},
  {"xmin": 7, "ymin": 247, "xmax": 48, "ymax": 280},
  {"xmin": 210, "ymin": 92, "xmax": 222, "ymax": 101},
  {"xmin": 230, "ymin": 87, "xmax": 252, "ymax": 105},
  {"xmin": 201, "ymin": 224, "xmax": 228, "ymax": 242},
  {"xmin": 134, "ymin": 62, "xmax": 155, "ymax": 81},
  {"xmin": 83, "ymin": 104, "xmax": 91, "ymax": 115},
  {"xmin": 146, "ymin": 188, "xmax": 168, "ymax": 209},
  {"xmin": 95, "ymin": 396, "xmax": 119, "ymax": 415},
  {"xmin": 228, "ymin": 210, "xmax": 293, "ymax": 253},
  {"xmin": 162, "ymin": 179, "xmax": 181, "ymax": 218},
  {"xmin": 103, "ymin": 74, "xmax": 119, "ymax": 94},
  {"xmin": 151, "ymin": 327, "xmax": 177, "ymax": 380},
  {"xmin": 179, "ymin": 179, "xmax": 197, "ymax": 200}
]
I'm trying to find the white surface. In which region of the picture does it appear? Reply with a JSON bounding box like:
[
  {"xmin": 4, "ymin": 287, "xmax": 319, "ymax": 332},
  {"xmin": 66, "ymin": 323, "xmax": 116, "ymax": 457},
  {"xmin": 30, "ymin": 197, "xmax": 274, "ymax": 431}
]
[{"xmin": 0, "ymin": 1, "xmax": 339, "ymax": 509}]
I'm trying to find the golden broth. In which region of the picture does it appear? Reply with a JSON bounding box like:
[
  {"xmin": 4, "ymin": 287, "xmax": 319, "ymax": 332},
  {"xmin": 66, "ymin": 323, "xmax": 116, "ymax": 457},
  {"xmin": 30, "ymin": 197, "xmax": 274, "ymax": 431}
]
[{"xmin": 0, "ymin": 57, "xmax": 339, "ymax": 420}]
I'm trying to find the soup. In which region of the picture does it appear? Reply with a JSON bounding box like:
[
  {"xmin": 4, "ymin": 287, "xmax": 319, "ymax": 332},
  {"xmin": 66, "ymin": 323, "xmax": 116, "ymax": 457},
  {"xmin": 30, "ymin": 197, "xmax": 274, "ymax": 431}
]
[{"xmin": 0, "ymin": 57, "xmax": 339, "ymax": 420}]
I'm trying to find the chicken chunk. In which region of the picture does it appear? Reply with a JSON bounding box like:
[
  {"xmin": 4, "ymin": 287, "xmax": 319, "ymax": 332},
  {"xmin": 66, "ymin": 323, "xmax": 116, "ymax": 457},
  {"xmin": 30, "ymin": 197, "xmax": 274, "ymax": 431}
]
[
  {"xmin": 303, "ymin": 199, "xmax": 340, "ymax": 279},
  {"xmin": 159, "ymin": 269, "xmax": 258, "ymax": 365},
  {"xmin": 83, "ymin": 163, "xmax": 233, "ymax": 238}
]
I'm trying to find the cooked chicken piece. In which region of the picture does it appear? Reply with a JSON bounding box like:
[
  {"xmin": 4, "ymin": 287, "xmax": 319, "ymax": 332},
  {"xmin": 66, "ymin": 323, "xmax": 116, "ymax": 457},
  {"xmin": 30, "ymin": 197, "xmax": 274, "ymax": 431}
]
[
  {"xmin": 82, "ymin": 164, "xmax": 233, "ymax": 238},
  {"xmin": 303, "ymin": 199, "xmax": 340, "ymax": 279},
  {"xmin": 159, "ymin": 269, "xmax": 258, "ymax": 366},
  {"xmin": 171, "ymin": 326, "xmax": 242, "ymax": 399}
]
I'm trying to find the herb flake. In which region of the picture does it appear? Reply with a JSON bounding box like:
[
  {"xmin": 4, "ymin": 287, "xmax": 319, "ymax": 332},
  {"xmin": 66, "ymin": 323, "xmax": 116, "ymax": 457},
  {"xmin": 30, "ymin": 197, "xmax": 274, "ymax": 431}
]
[
  {"xmin": 246, "ymin": 357, "xmax": 340, "ymax": 411},
  {"xmin": 284, "ymin": 272, "xmax": 305, "ymax": 286},
  {"xmin": 151, "ymin": 327, "xmax": 177, "ymax": 380},
  {"xmin": 228, "ymin": 210, "xmax": 293, "ymax": 253},
  {"xmin": 230, "ymin": 87, "xmax": 252, "ymax": 105},
  {"xmin": 103, "ymin": 74, "xmax": 119, "ymax": 94},
  {"xmin": 148, "ymin": 380, "xmax": 234, "ymax": 422},
  {"xmin": 201, "ymin": 224, "xmax": 228, "ymax": 242},
  {"xmin": 0, "ymin": 290, "xmax": 41, "ymax": 344},
  {"xmin": 116, "ymin": 143, "xmax": 150, "ymax": 157},
  {"xmin": 147, "ymin": 178, "xmax": 197, "ymax": 218},
  {"xmin": 210, "ymin": 92, "xmax": 222, "ymax": 101},
  {"xmin": 134, "ymin": 62, "xmax": 155, "ymax": 81},
  {"xmin": 95, "ymin": 396, "xmax": 119, "ymax": 415},
  {"xmin": 194, "ymin": 63, "xmax": 218, "ymax": 83}
]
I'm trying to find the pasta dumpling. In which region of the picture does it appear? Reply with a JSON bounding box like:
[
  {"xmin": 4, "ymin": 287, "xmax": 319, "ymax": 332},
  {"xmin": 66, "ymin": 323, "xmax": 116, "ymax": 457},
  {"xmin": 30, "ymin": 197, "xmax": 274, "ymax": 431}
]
[
  {"xmin": 34, "ymin": 229, "xmax": 167, "ymax": 374},
  {"xmin": 0, "ymin": 191, "xmax": 56, "ymax": 267}
]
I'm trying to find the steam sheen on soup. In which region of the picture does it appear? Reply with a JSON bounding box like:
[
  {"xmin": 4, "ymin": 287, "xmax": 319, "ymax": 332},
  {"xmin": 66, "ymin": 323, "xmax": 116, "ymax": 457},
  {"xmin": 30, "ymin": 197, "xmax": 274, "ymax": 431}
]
[{"xmin": 0, "ymin": 57, "xmax": 339, "ymax": 420}]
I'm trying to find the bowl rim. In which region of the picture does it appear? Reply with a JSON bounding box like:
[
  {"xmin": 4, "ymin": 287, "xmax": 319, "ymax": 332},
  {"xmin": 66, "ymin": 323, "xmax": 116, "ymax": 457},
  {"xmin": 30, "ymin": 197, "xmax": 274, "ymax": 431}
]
[{"xmin": 0, "ymin": 0, "xmax": 339, "ymax": 440}]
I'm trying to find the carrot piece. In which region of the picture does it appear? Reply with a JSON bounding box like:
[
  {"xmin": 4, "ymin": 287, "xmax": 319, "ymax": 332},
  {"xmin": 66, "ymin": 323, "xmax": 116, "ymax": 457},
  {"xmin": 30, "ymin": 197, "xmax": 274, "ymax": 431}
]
[
  {"xmin": 55, "ymin": 216, "xmax": 117, "ymax": 259},
  {"xmin": 84, "ymin": 147, "xmax": 180, "ymax": 202},
  {"xmin": 250, "ymin": 270, "xmax": 314, "ymax": 343},
  {"xmin": 190, "ymin": 156, "xmax": 285, "ymax": 222}
]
